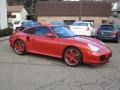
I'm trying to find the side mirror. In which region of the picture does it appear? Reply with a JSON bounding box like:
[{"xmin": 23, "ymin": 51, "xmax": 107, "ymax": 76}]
[
  {"xmin": 45, "ymin": 33, "xmax": 56, "ymax": 38},
  {"xmin": 18, "ymin": 27, "xmax": 24, "ymax": 31}
]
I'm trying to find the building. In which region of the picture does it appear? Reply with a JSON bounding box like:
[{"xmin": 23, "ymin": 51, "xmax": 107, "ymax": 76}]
[
  {"xmin": 7, "ymin": 5, "xmax": 28, "ymax": 24},
  {"xmin": 109, "ymin": 0, "xmax": 120, "ymax": 24},
  {"xmin": 63, "ymin": 0, "xmax": 117, "ymax": 2},
  {"xmin": 112, "ymin": 0, "xmax": 120, "ymax": 17},
  {"xmin": 0, "ymin": 0, "xmax": 8, "ymax": 29},
  {"xmin": 35, "ymin": 1, "xmax": 111, "ymax": 26}
]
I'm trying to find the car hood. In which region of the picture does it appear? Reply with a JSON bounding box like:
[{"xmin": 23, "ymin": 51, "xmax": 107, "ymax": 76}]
[
  {"xmin": 66, "ymin": 36, "xmax": 107, "ymax": 49},
  {"xmin": 79, "ymin": 36, "xmax": 104, "ymax": 45}
]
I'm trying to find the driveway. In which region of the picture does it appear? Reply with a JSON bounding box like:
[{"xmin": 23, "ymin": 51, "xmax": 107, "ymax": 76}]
[{"xmin": 0, "ymin": 38, "xmax": 120, "ymax": 90}]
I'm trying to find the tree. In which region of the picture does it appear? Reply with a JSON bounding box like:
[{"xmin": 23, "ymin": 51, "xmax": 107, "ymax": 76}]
[{"xmin": 23, "ymin": 0, "xmax": 38, "ymax": 14}]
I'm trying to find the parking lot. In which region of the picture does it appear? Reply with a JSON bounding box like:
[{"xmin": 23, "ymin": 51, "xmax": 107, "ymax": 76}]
[{"xmin": 0, "ymin": 37, "xmax": 120, "ymax": 90}]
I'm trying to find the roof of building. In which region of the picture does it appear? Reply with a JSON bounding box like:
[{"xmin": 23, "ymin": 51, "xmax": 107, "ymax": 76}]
[
  {"xmin": 35, "ymin": 1, "xmax": 112, "ymax": 17},
  {"xmin": 7, "ymin": 5, "xmax": 24, "ymax": 13}
]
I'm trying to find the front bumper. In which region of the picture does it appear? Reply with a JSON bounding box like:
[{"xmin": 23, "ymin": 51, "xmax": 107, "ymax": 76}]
[
  {"xmin": 96, "ymin": 35, "xmax": 116, "ymax": 41},
  {"xmin": 83, "ymin": 48, "xmax": 112, "ymax": 64}
]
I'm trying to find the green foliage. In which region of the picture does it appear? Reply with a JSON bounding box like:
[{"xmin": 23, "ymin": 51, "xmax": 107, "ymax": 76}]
[{"xmin": 0, "ymin": 28, "xmax": 13, "ymax": 37}]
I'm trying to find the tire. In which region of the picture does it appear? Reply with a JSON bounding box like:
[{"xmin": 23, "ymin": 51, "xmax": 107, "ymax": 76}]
[
  {"xmin": 115, "ymin": 35, "xmax": 120, "ymax": 43},
  {"xmin": 63, "ymin": 47, "xmax": 82, "ymax": 67},
  {"xmin": 14, "ymin": 40, "xmax": 26, "ymax": 55}
]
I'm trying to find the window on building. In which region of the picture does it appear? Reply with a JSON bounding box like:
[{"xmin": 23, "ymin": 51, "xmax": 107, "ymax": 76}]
[
  {"xmin": 11, "ymin": 15, "xmax": 16, "ymax": 18},
  {"xmin": 64, "ymin": 20, "xmax": 75, "ymax": 25},
  {"xmin": 102, "ymin": 20, "xmax": 108, "ymax": 24}
]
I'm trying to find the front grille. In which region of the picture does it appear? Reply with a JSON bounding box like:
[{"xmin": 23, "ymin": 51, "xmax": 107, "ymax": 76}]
[
  {"xmin": 100, "ymin": 55, "xmax": 106, "ymax": 61},
  {"xmin": 100, "ymin": 53, "xmax": 112, "ymax": 61},
  {"xmin": 97, "ymin": 32, "xmax": 112, "ymax": 37},
  {"xmin": 103, "ymin": 32, "xmax": 112, "ymax": 36}
]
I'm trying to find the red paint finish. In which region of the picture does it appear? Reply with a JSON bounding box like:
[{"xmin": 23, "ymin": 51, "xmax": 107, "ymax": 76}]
[{"xmin": 9, "ymin": 25, "xmax": 112, "ymax": 65}]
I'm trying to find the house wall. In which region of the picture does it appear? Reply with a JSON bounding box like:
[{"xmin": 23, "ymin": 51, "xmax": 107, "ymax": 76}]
[
  {"xmin": 8, "ymin": 8, "xmax": 27, "ymax": 24},
  {"xmin": 37, "ymin": 16, "xmax": 78, "ymax": 24},
  {"xmin": 37, "ymin": 16, "xmax": 109, "ymax": 27},
  {"xmin": 109, "ymin": 16, "xmax": 120, "ymax": 23},
  {"xmin": 20, "ymin": 8, "xmax": 28, "ymax": 21},
  {"xmin": 81, "ymin": 16, "xmax": 109, "ymax": 27},
  {"xmin": 12, "ymin": 12, "xmax": 21, "ymax": 22},
  {"xmin": 0, "ymin": 0, "xmax": 8, "ymax": 29}
]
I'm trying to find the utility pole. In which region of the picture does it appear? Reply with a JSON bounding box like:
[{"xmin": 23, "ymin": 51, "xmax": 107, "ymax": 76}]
[{"xmin": 79, "ymin": 0, "xmax": 83, "ymax": 20}]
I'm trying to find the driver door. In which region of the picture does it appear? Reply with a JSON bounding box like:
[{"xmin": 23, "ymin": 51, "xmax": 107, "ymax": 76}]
[{"xmin": 27, "ymin": 26, "xmax": 60, "ymax": 57}]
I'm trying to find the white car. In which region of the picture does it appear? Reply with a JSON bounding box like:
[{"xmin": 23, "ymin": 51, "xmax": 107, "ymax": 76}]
[
  {"xmin": 70, "ymin": 21, "xmax": 96, "ymax": 36},
  {"xmin": 12, "ymin": 21, "xmax": 22, "ymax": 30}
]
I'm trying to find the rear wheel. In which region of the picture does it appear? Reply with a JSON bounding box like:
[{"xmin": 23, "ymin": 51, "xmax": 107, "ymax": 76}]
[
  {"xmin": 63, "ymin": 47, "xmax": 82, "ymax": 67},
  {"xmin": 14, "ymin": 40, "xmax": 26, "ymax": 55}
]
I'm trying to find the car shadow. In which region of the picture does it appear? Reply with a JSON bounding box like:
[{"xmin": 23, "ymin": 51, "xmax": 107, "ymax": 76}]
[
  {"xmin": 26, "ymin": 53, "xmax": 65, "ymax": 66},
  {"xmin": 23, "ymin": 53, "xmax": 109, "ymax": 68},
  {"xmin": 99, "ymin": 40, "xmax": 117, "ymax": 43}
]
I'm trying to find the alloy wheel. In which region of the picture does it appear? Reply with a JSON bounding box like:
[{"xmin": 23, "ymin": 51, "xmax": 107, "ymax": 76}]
[
  {"xmin": 14, "ymin": 40, "xmax": 25, "ymax": 55},
  {"xmin": 64, "ymin": 47, "xmax": 82, "ymax": 67}
]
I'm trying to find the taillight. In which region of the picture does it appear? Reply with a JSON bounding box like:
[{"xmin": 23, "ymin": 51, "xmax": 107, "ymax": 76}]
[{"xmin": 111, "ymin": 31, "xmax": 117, "ymax": 35}]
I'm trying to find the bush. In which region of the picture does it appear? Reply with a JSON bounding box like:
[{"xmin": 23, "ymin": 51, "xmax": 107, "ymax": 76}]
[
  {"xmin": 0, "ymin": 30, "xmax": 4, "ymax": 37},
  {"xmin": 0, "ymin": 28, "xmax": 13, "ymax": 37}
]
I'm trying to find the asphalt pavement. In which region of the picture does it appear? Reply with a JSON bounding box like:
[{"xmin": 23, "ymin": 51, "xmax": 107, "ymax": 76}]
[{"xmin": 0, "ymin": 37, "xmax": 120, "ymax": 90}]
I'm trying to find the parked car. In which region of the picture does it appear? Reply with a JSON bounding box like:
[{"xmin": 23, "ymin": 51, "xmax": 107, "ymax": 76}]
[
  {"xmin": 96, "ymin": 24, "xmax": 120, "ymax": 43},
  {"xmin": 12, "ymin": 20, "xmax": 39, "ymax": 33},
  {"xmin": 9, "ymin": 25, "xmax": 112, "ymax": 67},
  {"xmin": 22, "ymin": 20, "xmax": 39, "ymax": 28},
  {"xmin": 12, "ymin": 21, "xmax": 22, "ymax": 30},
  {"xmin": 70, "ymin": 21, "xmax": 96, "ymax": 36},
  {"xmin": 50, "ymin": 21, "xmax": 70, "ymax": 29}
]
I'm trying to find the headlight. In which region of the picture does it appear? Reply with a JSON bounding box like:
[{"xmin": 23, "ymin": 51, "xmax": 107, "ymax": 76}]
[{"xmin": 88, "ymin": 43, "xmax": 100, "ymax": 52}]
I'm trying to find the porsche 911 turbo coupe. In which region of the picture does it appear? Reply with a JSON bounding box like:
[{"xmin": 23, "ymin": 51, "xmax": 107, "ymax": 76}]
[{"xmin": 9, "ymin": 25, "xmax": 112, "ymax": 67}]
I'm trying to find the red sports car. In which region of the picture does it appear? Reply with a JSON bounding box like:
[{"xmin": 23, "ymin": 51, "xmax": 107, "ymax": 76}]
[{"xmin": 9, "ymin": 25, "xmax": 112, "ymax": 67}]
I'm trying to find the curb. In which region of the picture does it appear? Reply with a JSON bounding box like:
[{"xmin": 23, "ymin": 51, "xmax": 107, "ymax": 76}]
[
  {"xmin": 0, "ymin": 36, "xmax": 9, "ymax": 42},
  {"xmin": 0, "ymin": 39, "xmax": 9, "ymax": 42}
]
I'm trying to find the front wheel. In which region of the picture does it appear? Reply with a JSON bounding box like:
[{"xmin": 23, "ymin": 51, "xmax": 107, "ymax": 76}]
[
  {"xmin": 14, "ymin": 40, "xmax": 26, "ymax": 55},
  {"xmin": 63, "ymin": 47, "xmax": 82, "ymax": 67}
]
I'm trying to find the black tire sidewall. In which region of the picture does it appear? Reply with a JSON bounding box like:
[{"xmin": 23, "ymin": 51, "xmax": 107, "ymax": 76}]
[{"xmin": 14, "ymin": 40, "xmax": 26, "ymax": 55}]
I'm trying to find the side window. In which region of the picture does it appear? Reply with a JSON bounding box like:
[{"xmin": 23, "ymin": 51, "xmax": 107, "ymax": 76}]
[
  {"xmin": 35, "ymin": 26, "xmax": 51, "ymax": 35},
  {"xmin": 64, "ymin": 20, "xmax": 75, "ymax": 25},
  {"xmin": 24, "ymin": 27, "xmax": 35, "ymax": 34}
]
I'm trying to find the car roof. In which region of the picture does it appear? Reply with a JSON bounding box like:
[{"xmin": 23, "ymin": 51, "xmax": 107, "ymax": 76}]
[
  {"xmin": 74, "ymin": 21, "xmax": 90, "ymax": 23},
  {"xmin": 100, "ymin": 24, "xmax": 114, "ymax": 26},
  {"xmin": 23, "ymin": 24, "xmax": 63, "ymax": 29}
]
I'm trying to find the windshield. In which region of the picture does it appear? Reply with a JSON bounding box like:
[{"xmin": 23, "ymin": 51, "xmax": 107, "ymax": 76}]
[
  {"xmin": 52, "ymin": 26, "xmax": 76, "ymax": 38},
  {"xmin": 99, "ymin": 25, "xmax": 114, "ymax": 31},
  {"xmin": 73, "ymin": 22, "xmax": 88, "ymax": 26}
]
